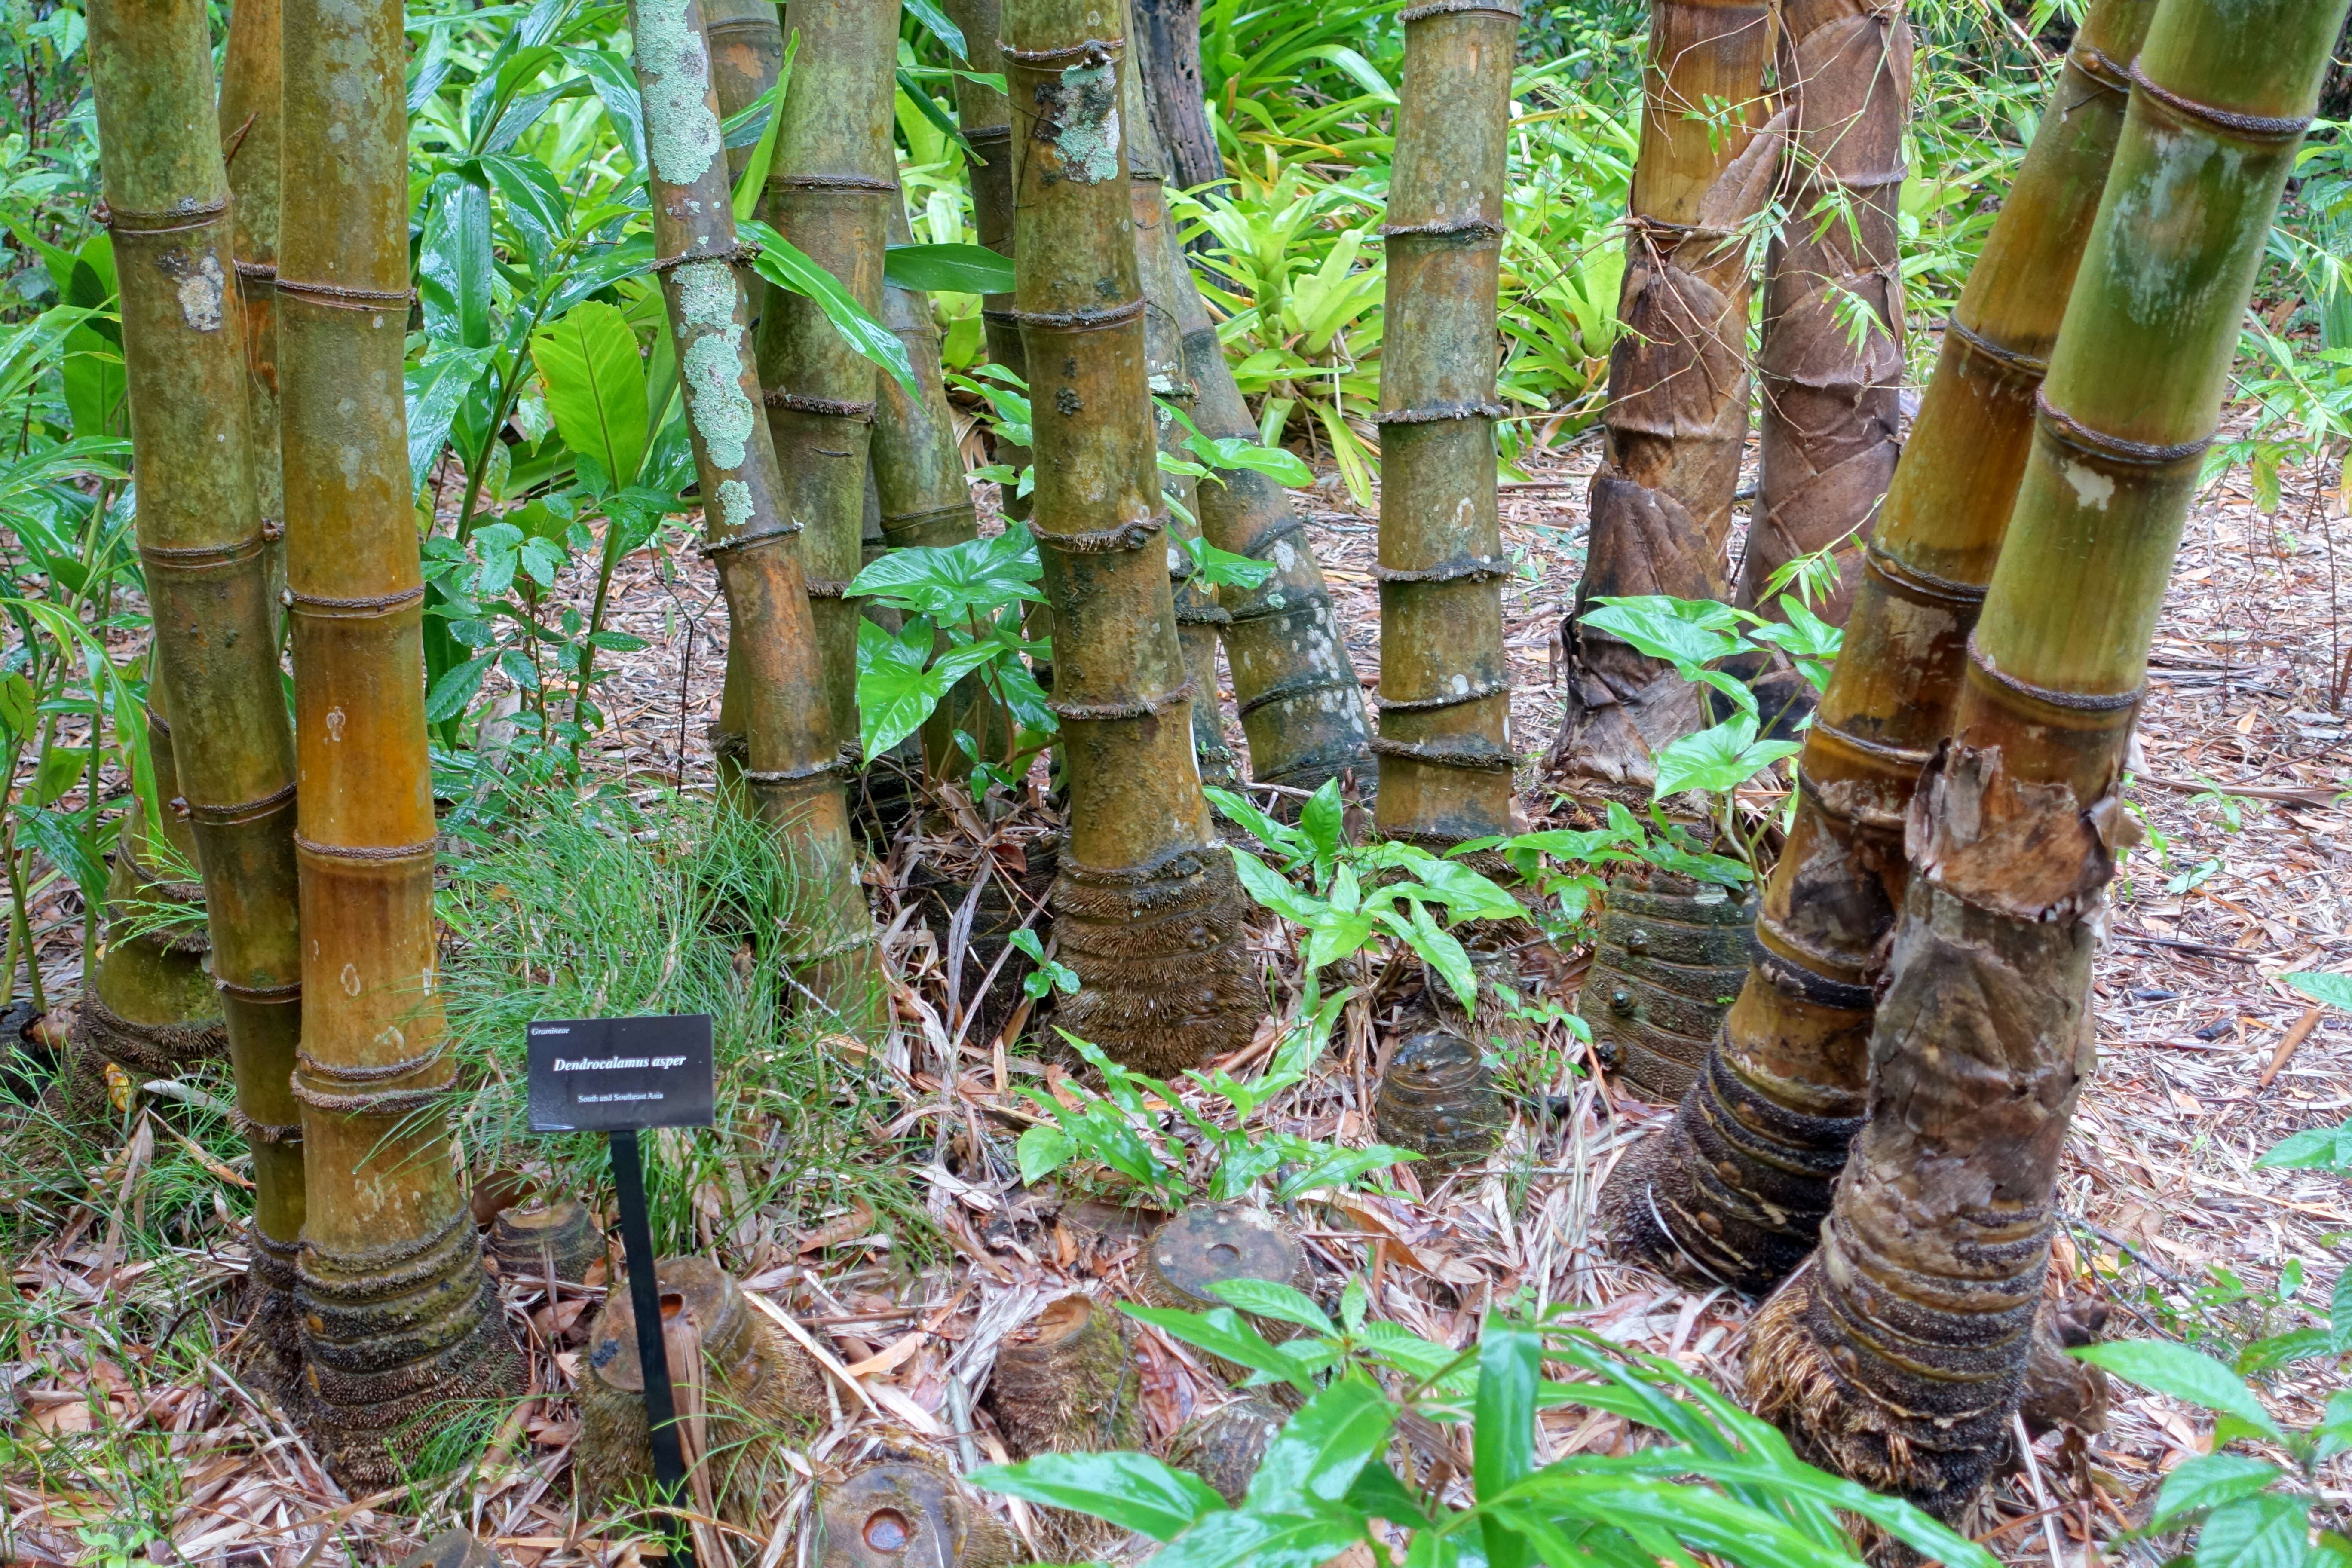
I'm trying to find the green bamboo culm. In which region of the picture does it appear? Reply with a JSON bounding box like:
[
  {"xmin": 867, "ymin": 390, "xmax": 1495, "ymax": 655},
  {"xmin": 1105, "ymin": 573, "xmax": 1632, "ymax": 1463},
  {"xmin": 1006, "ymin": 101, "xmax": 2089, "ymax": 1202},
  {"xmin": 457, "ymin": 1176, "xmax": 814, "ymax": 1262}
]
[
  {"xmin": 704, "ymin": 0, "xmax": 786, "ymax": 167},
  {"xmin": 84, "ymin": 0, "xmax": 310, "ymax": 1392},
  {"xmin": 1748, "ymin": 0, "xmax": 2349, "ymax": 1517},
  {"xmin": 874, "ymin": 193, "xmax": 982, "ymax": 556},
  {"xmin": 1605, "ymin": 0, "xmax": 2156, "ymax": 1298},
  {"xmin": 1003, "ymin": 0, "xmax": 1257, "ymax": 1073},
  {"xmin": 279, "ymin": 0, "xmax": 521, "ymax": 1482},
  {"xmin": 755, "ymin": 0, "xmax": 902, "ymax": 745},
  {"xmin": 629, "ymin": 0, "xmax": 886, "ymax": 1032},
  {"xmin": 1372, "ymin": 0, "xmax": 1521, "ymax": 850},
  {"xmin": 1121, "ymin": 20, "xmax": 1238, "ymax": 788},
  {"xmin": 219, "ymin": 0, "xmax": 283, "ymax": 599}
]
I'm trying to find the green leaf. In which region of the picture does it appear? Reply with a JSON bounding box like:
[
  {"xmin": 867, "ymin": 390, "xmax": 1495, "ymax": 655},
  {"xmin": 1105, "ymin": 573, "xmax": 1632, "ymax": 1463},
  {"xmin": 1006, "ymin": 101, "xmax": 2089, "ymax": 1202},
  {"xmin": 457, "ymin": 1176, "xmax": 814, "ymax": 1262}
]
[
  {"xmin": 1147, "ymin": 1510, "xmax": 1366, "ymax": 1568},
  {"xmin": 1596, "ymin": 1449, "xmax": 1999, "ymax": 1568},
  {"xmin": 1188, "ymin": 432, "xmax": 1315, "ymax": 487},
  {"xmin": 0, "ymin": 673, "xmax": 32, "ymax": 742},
  {"xmin": 1341, "ymin": 1461, "xmax": 1433, "ymax": 1530},
  {"xmin": 2285, "ymin": 973, "xmax": 2352, "ymax": 1013},
  {"xmin": 1210, "ymin": 1278, "xmax": 1335, "ymax": 1336},
  {"xmin": 2151, "ymin": 1455, "xmax": 2283, "ymax": 1532},
  {"xmin": 1582, "ymin": 595, "xmax": 1747, "ymax": 673},
  {"xmin": 742, "ymin": 218, "xmax": 920, "ymax": 399},
  {"xmin": 1204, "ymin": 787, "xmax": 1312, "ymax": 864},
  {"xmin": 1274, "ymin": 1143, "xmax": 1419, "ymax": 1202},
  {"xmin": 1122, "ymin": 1304, "xmax": 1317, "ymax": 1391},
  {"xmin": 1229, "ymin": 845, "xmax": 1326, "ymax": 925},
  {"xmin": 884, "ymin": 242, "xmax": 1016, "ymax": 296},
  {"xmin": 405, "ymin": 346, "xmax": 497, "ymax": 493},
  {"xmin": 2196, "ymin": 1494, "xmax": 2312, "ymax": 1568},
  {"xmin": 2257, "ymin": 1118, "xmax": 2352, "ymax": 1172},
  {"xmin": 855, "ymin": 619, "xmax": 949, "ymax": 764},
  {"xmin": 1298, "ymin": 779, "xmax": 1344, "ymax": 866},
  {"xmin": 1478, "ymin": 1317, "xmax": 1541, "ymax": 1568},
  {"xmin": 1653, "ymin": 713, "xmax": 1802, "ymax": 800},
  {"xmin": 2073, "ymin": 1341, "xmax": 2284, "ymax": 1439},
  {"xmin": 1243, "ymin": 1375, "xmax": 1395, "ymax": 1513},
  {"xmin": 730, "ymin": 31, "xmax": 797, "ymax": 222},
  {"xmin": 29, "ymin": 744, "xmax": 88, "ymax": 808},
  {"xmin": 531, "ymin": 302, "xmax": 650, "ymax": 491},
  {"xmin": 901, "ymin": 0, "xmax": 968, "ymax": 57},
  {"xmin": 15, "ymin": 805, "xmax": 106, "ymax": 905},
  {"xmin": 971, "ymin": 1453, "xmax": 1226, "ymax": 1542},
  {"xmin": 425, "ymin": 653, "xmax": 497, "ymax": 725},
  {"xmin": 1409, "ymin": 903, "xmax": 1478, "ymax": 1012},
  {"xmin": 848, "ymin": 527, "xmax": 1041, "ymax": 621}
]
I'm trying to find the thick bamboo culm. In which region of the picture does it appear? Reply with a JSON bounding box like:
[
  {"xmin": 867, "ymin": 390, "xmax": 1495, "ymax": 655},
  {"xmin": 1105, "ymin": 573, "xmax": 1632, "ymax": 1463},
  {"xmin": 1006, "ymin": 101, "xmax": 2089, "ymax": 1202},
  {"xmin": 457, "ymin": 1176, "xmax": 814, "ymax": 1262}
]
[
  {"xmin": 755, "ymin": 0, "xmax": 901, "ymax": 744},
  {"xmin": 84, "ymin": 0, "xmax": 309, "ymax": 1391},
  {"xmin": 705, "ymin": 0, "xmax": 787, "ymax": 177},
  {"xmin": 631, "ymin": 0, "xmax": 885, "ymax": 1027},
  {"xmin": 1749, "ymin": 0, "xmax": 2346, "ymax": 1517},
  {"xmin": 1605, "ymin": 0, "xmax": 2156, "ymax": 1295},
  {"xmin": 1122, "ymin": 23, "xmax": 1239, "ymax": 787},
  {"xmin": 876, "ymin": 196, "xmax": 983, "ymax": 552},
  {"xmin": 1371, "ymin": 0, "xmax": 1520, "ymax": 850},
  {"xmin": 943, "ymin": 0, "xmax": 1032, "ymax": 505},
  {"xmin": 1547, "ymin": 0, "xmax": 1779, "ymax": 796},
  {"xmin": 1004, "ymin": 0, "xmax": 1256, "ymax": 1073},
  {"xmin": 1740, "ymin": 0, "xmax": 1913, "ymax": 639},
  {"xmin": 219, "ymin": 0, "xmax": 283, "ymax": 567},
  {"xmin": 279, "ymin": 0, "xmax": 519, "ymax": 1482}
]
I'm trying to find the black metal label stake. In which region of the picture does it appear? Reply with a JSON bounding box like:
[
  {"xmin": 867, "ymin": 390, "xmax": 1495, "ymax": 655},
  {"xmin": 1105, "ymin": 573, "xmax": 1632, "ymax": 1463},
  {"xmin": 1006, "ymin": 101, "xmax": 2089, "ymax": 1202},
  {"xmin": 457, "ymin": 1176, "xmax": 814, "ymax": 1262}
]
[{"xmin": 528, "ymin": 1014, "xmax": 715, "ymax": 1568}]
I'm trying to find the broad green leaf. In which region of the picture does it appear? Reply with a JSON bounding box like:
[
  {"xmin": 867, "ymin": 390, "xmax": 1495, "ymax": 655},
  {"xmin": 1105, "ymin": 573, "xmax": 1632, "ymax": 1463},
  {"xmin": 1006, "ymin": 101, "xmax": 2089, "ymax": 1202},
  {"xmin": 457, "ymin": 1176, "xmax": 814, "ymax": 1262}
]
[
  {"xmin": 1146, "ymin": 1510, "xmax": 1365, "ymax": 1568},
  {"xmin": 1188, "ymin": 432, "xmax": 1316, "ymax": 487},
  {"xmin": 1409, "ymin": 903, "xmax": 1477, "ymax": 1011},
  {"xmin": 2073, "ymin": 1341, "xmax": 2284, "ymax": 1439},
  {"xmin": 1229, "ymin": 845, "xmax": 1325, "ymax": 925},
  {"xmin": 971, "ymin": 1453, "xmax": 1225, "ymax": 1542},
  {"xmin": 1275, "ymin": 1142, "xmax": 1419, "ymax": 1202},
  {"xmin": 2257, "ymin": 1118, "xmax": 2352, "ymax": 1172},
  {"xmin": 1597, "ymin": 1449, "xmax": 1997, "ymax": 1567},
  {"xmin": 2196, "ymin": 1494, "xmax": 2312, "ymax": 1568},
  {"xmin": 743, "ymin": 218, "xmax": 919, "ymax": 398},
  {"xmin": 406, "ymin": 346, "xmax": 497, "ymax": 493},
  {"xmin": 2285, "ymin": 973, "xmax": 2352, "ymax": 1013},
  {"xmin": 29, "ymin": 744, "xmax": 89, "ymax": 808},
  {"xmin": 901, "ymin": 0, "xmax": 968, "ymax": 57},
  {"xmin": 15, "ymin": 804, "xmax": 107, "ymax": 905},
  {"xmin": 2151, "ymin": 1455, "xmax": 2283, "ymax": 1531},
  {"xmin": 0, "ymin": 673, "xmax": 32, "ymax": 741},
  {"xmin": 884, "ymin": 242, "xmax": 1016, "ymax": 296},
  {"xmin": 1122, "ymin": 1304, "xmax": 1317, "ymax": 1391},
  {"xmin": 531, "ymin": 302, "xmax": 650, "ymax": 491},
  {"xmin": 1493, "ymin": 1474, "xmax": 1861, "ymax": 1568},
  {"xmin": 1582, "ymin": 595, "xmax": 1746, "ymax": 671},
  {"xmin": 425, "ymin": 653, "xmax": 497, "ymax": 725},
  {"xmin": 1209, "ymin": 1278, "xmax": 1335, "ymax": 1336},
  {"xmin": 563, "ymin": 45, "xmax": 646, "ymax": 168},
  {"xmin": 848, "ymin": 527, "xmax": 1042, "ymax": 621},
  {"xmin": 1242, "ymin": 1375, "xmax": 1395, "ymax": 1513},
  {"xmin": 1477, "ymin": 1317, "xmax": 1541, "ymax": 1568},
  {"xmin": 1204, "ymin": 786, "xmax": 1312, "ymax": 864},
  {"xmin": 1299, "ymin": 778, "xmax": 1344, "ymax": 867},
  {"xmin": 419, "ymin": 175, "xmax": 493, "ymax": 350},
  {"xmin": 1653, "ymin": 714, "xmax": 1801, "ymax": 801},
  {"xmin": 1341, "ymin": 1461, "xmax": 1433, "ymax": 1530}
]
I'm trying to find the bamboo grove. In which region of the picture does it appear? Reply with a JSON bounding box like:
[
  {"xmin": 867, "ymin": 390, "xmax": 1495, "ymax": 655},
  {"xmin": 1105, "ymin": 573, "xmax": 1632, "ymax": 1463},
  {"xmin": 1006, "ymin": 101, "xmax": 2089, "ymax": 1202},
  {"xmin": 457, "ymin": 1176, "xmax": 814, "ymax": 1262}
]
[{"xmin": 10, "ymin": 0, "xmax": 2345, "ymax": 1529}]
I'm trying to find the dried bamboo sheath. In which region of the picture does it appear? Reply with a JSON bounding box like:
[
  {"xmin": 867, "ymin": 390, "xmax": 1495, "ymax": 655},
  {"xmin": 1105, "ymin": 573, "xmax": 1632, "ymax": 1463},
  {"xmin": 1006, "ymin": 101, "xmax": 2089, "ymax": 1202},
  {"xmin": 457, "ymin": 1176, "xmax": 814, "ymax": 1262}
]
[
  {"xmin": 1550, "ymin": 0, "xmax": 1780, "ymax": 799},
  {"xmin": 1609, "ymin": 0, "xmax": 2156, "ymax": 1294},
  {"xmin": 1741, "ymin": 0, "xmax": 1912, "ymax": 636},
  {"xmin": 1004, "ymin": 4, "xmax": 1254, "ymax": 1072},
  {"xmin": 85, "ymin": 0, "xmax": 309, "ymax": 1390},
  {"xmin": 1373, "ymin": 0, "xmax": 1520, "ymax": 849},
  {"xmin": 1749, "ymin": 0, "xmax": 2345, "ymax": 1516},
  {"xmin": 631, "ymin": 0, "xmax": 883, "ymax": 1025},
  {"xmin": 756, "ymin": 0, "xmax": 900, "ymax": 743},
  {"xmin": 279, "ymin": 0, "xmax": 518, "ymax": 1480}
]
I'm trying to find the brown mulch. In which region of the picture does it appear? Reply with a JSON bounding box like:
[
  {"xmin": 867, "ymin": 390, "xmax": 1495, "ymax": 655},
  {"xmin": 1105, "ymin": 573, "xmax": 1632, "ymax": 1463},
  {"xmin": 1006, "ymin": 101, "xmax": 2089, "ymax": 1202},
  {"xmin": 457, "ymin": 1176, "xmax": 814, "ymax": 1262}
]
[{"xmin": 3, "ymin": 399, "xmax": 2348, "ymax": 1566}]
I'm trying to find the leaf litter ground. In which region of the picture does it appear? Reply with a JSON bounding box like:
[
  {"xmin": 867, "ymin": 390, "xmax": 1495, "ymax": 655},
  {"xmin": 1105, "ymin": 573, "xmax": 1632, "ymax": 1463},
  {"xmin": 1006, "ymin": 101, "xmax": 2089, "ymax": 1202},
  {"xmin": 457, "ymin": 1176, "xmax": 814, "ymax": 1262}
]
[{"xmin": 3, "ymin": 395, "xmax": 2349, "ymax": 1567}]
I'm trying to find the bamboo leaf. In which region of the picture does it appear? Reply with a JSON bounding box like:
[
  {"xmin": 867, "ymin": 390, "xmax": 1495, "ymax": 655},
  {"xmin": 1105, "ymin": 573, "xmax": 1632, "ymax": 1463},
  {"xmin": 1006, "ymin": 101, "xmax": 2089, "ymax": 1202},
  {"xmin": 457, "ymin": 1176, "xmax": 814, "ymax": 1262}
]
[
  {"xmin": 530, "ymin": 302, "xmax": 651, "ymax": 492},
  {"xmin": 741, "ymin": 218, "xmax": 920, "ymax": 398}
]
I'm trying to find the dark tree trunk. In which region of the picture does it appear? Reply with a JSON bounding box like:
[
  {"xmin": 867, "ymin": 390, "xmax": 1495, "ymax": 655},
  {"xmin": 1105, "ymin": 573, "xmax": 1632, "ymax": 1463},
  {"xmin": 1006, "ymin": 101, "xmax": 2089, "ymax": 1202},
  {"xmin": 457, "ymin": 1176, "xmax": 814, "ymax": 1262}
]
[{"xmin": 1129, "ymin": 0, "xmax": 1223, "ymax": 192}]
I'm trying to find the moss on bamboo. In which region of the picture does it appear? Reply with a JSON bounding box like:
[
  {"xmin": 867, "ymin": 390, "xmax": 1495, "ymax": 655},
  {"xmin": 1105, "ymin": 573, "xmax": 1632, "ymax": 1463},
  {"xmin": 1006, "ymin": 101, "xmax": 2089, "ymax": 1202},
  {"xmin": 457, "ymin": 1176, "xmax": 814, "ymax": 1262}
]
[
  {"xmin": 85, "ymin": 0, "xmax": 309, "ymax": 1396},
  {"xmin": 1737, "ymin": 0, "xmax": 1912, "ymax": 662},
  {"xmin": 1605, "ymin": 0, "xmax": 2155, "ymax": 1295},
  {"xmin": 1372, "ymin": 0, "xmax": 1520, "ymax": 850},
  {"xmin": 1005, "ymin": 5, "xmax": 1256, "ymax": 1072},
  {"xmin": 277, "ymin": 0, "xmax": 520, "ymax": 1479},
  {"xmin": 755, "ymin": 0, "xmax": 901, "ymax": 744},
  {"xmin": 631, "ymin": 0, "xmax": 885, "ymax": 1030},
  {"xmin": 1748, "ymin": 0, "xmax": 2345, "ymax": 1516}
]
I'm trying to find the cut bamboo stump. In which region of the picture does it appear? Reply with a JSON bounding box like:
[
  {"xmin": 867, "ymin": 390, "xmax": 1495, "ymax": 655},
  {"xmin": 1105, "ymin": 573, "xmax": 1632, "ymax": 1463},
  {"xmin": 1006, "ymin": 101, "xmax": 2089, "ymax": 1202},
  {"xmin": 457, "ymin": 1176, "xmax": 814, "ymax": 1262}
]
[
  {"xmin": 487, "ymin": 1194, "xmax": 605, "ymax": 1286},
  {"xmin": 1375, "ymin": 1029, "xmax": 1504, "ymax": 1167},
  {"xmin": 1579, "ymin": 874, "xmax": 1751, "ymax": 1101},
  {"xmin": 984, "ymin": 1295, "xmax": 1142, "ymax": 1458},
  {"xmin": 1166, "ymin": 1396, "xmax": 1287, "ymax": 1504},
  {"xmin": 821, "ymin": 1461, "xmax": 1021, "ymax": 1568},
  {"xmin": 577, "ymin": 1256, "xmax": 824, "ymax": 1522},
  {"xmin": 1139, "ymin": 1204, "xmax": 1313, "ymax": 1381},
  {"xmin": 396, "ymin": 1531, "xmax": 507, "ymax": 1568}
]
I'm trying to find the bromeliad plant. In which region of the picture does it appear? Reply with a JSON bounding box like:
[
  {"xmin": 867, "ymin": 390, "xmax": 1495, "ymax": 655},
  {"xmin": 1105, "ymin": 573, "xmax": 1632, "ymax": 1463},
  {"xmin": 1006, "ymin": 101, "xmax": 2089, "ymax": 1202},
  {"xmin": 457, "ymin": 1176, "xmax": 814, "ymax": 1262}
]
[{"xmin": 976, "ymin": 1307, "xmax": 2000, "ymax": 1568}]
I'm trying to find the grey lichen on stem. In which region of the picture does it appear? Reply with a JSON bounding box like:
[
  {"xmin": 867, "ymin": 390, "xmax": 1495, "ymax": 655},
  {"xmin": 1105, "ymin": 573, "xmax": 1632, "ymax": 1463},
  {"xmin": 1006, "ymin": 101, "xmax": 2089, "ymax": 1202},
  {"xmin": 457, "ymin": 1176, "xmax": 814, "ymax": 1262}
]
[
  {"xmin": 1747, "ymin": 0, "xmax": 2348, "ymax": 1516},
  {"xmin": 630, "ymin": 0, "xmax": 884, "ymax": 1033},
  {"xmin": 1005, "ymin": 2, "xmax": 1257, "ymax": 1072},
  {"xmin": 1372, "ymin": 0, "xmax": 1521, "ymax": 851}
]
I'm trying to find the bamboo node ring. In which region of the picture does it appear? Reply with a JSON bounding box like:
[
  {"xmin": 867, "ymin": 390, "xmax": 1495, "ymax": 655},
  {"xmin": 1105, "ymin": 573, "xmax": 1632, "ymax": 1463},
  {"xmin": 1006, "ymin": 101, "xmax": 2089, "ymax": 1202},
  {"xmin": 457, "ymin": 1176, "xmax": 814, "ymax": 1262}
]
[
  {"xmin": 185, "ymin": 779, "xmax": 298, "ymax": 827},
  {"xmin": 1749, "ymin": 933, "xmax": 1877, "ymax": 1011},
  {"xmin": 297, "ymin": 1045, "xmax": 450, "ymax": 1086},
  {"xmin": 1036, "ymin": 514, "xmax": 1166, "ymax": 553},
  {"xmin": 998, "ymin": 35, "xmax": 1125, "ymax": 66},
  {"xmin": 2067, "ymin": 43, "xmax": 2132, "ymax": 93},
  {"xmin": 1375, "ymin": 401, "xmax": 1505, "ymax": 425},
  {"xmin": 1050, "ymin": 676, "xmax": 1198, "ymax": 723},
  {"xmin": 1237, "ymin": 674, "xmax": 1361, "ymax": 719},
  {"xmin": 1860, "ymin": 538, "xmax": 1987, "ymax": 607},
  {"xmin": 1966, "ymin": 634, "xmax": 2145, "ymax": 714},
  {"xmin": 217, "ymin": 975, "xmax": 303, "ymax": 1004},
  {"xmin": 285, "ymin": 583, "xmax": 428, "ymax": 617},
  {"xmin": 652, "ymin": 242, "xmax": 761, "ymax": 274},
  {"xmin": 1941, "ymin": 315, "xmax": 2047, "ymax": 380},
  {"xmin": 292, "ymin": 833, "xmax": 439, "ymax": 862},
  {"xmin": 763, "ymin": 390, "xmax": 877, "ymax": 420},
  {"xmin": 699, "ymin": 523, "xmax": 805, "ymax": 559},
  {"xmin": 1399, "ymin": 0, "xmax": 1524, "ymax": 21},
  {"xmin": 95, "ymin": 197, "xmax": 229, "ymax": 235},
  {"xmin": 1367, "ymin": 735, "xmax": 1516, "ymax": 772},
  {"xmin": 1373, "ymin": 554, "xmax": 1507, "ymax": 583},
  {"xmin": 2128, "ymin": 64, "xmax": 2313, "ymax": 142},
  {"xmin": 1008, "ymin": 298, "xmax": 1147, "ymax": 332},
  {"xmin": 764, "ymin": 173, "xmax": 898, "ymax": 193},
  {"xmin": 803, "ymin": 578, "xmax": 854, "ymax": 599},
  {"xmin": 275, "ymin": 277, "xmax": 416, "ymax": 311},
  {"xmin": 1375, "ymin": 677, "xmax": 1509, "ymax": 713},
  {"xmin": 2034, "ymin": 390, "xmax": 2213, "ymax": 466}
]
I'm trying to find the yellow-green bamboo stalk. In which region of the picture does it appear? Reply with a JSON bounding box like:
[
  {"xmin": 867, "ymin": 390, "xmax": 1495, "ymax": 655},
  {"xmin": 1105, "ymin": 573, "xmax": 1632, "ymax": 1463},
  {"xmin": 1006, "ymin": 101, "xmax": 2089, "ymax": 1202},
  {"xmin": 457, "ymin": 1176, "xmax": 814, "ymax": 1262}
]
[
  {"xmin": 86, "ymin": 0, "xmax": 309, "ymax": 1395},
  {"xmin": 1749, "ymin": 0, "xmax": 2346, "ymax": 1514},
  {"xmin": 1372, "ymin": 0, "xmax": 1520, "ymax": 850},
  {"xmin": 630, "ymin": 0, "xmax": 885, "ymax": 1029},
  {"xmin": 279, "ymin": 0, "xmax": 520, "ymax": 1481},
  {"xmin": 1606, "ymin": 0, "xmax": 2155, "ymax": 1295},
  {"xmin": 219, "ymin": 0, "xmax": 282, "ymax": 599},
  {"xmin": 1004, "ymin": 0, "xmax": 1256, "ymax": 1072},
  {"xmin": 756, "ymin": 0, "xmax": 901, "ymax": 743}
]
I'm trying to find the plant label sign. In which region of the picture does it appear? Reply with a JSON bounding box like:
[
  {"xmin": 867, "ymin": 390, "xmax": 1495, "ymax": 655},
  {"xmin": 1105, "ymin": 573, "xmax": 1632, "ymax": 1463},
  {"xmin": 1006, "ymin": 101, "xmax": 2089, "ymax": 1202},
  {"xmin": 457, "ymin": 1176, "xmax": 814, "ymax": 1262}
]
[{"xmin": 526, "ymin": 1014, "xmax": 715, "ymax": 1133}]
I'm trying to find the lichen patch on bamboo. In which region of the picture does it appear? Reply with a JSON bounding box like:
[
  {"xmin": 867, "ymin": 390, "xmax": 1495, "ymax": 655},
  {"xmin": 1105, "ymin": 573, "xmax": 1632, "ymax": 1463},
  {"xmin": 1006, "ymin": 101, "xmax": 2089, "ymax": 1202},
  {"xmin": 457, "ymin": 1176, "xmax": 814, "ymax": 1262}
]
[
  {"xmin": 1037, "ymin": 60, "xmax": 1121, "ymax": 184},
  {"xmin": 634, "ymin": 0, "xmax": 722, "ymax": 185}
]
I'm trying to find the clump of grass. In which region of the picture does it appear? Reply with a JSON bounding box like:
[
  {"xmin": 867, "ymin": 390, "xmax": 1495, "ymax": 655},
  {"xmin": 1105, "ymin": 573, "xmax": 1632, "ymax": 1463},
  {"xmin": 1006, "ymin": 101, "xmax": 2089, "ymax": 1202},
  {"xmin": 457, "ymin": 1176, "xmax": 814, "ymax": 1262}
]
[{"xmin": 438, "ymin": 794, "xmax": 931, "ymax": 1264}]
